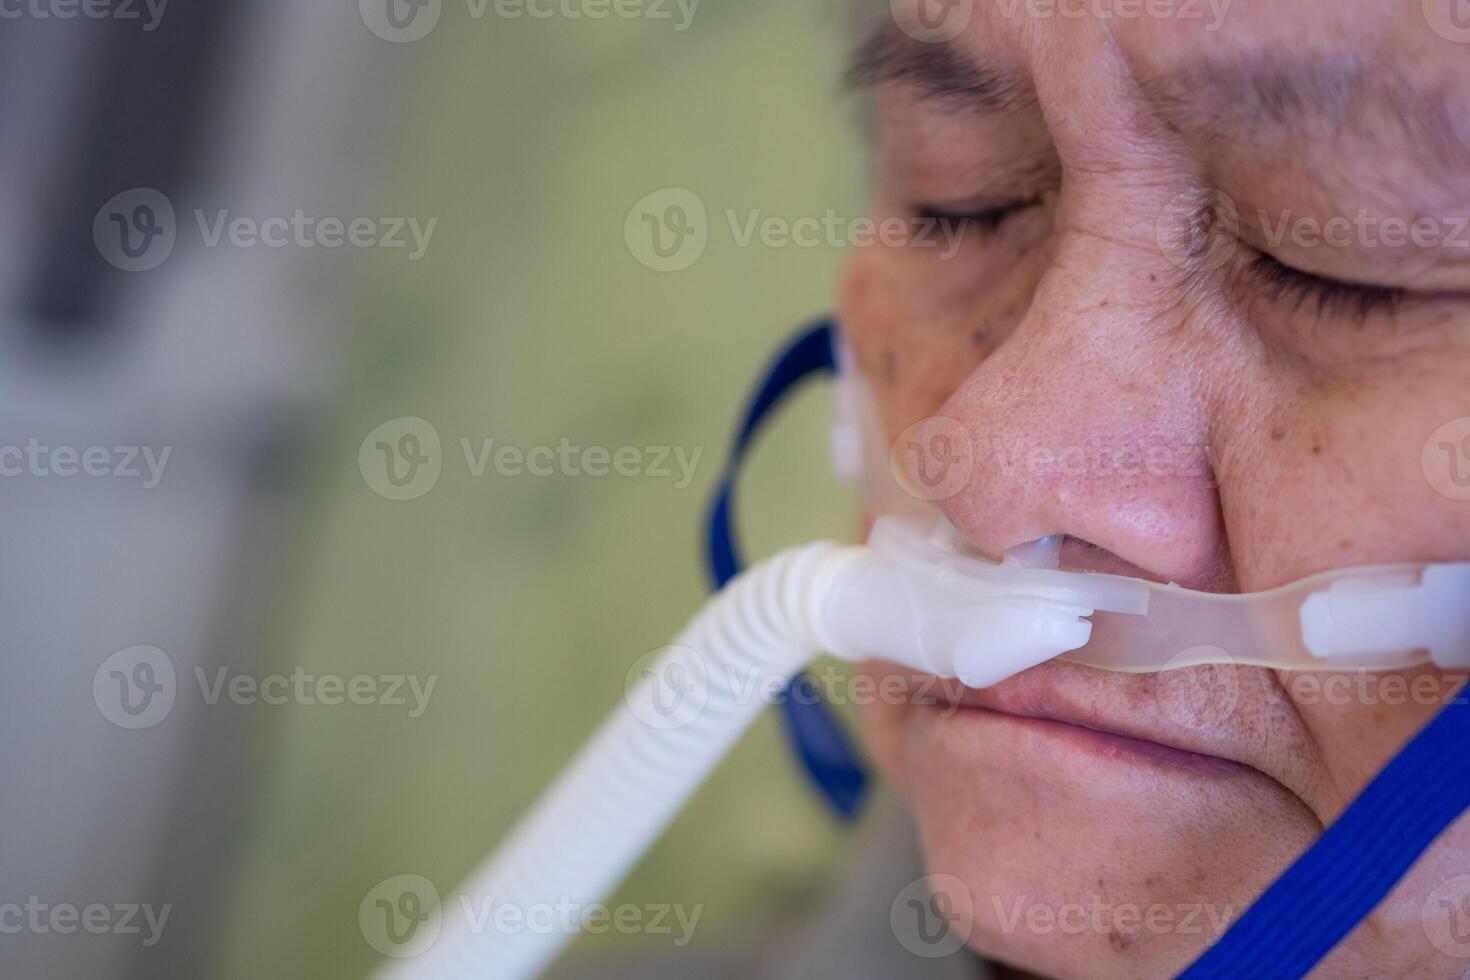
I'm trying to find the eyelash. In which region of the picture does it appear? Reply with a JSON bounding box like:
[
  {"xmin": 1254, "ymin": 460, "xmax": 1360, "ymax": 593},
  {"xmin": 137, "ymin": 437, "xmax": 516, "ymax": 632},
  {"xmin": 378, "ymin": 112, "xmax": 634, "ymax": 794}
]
[
  {"xmin": 915, "ymin": 201, "xmax": 1413, "ymax": 324},
  {"xmin": 1244, "ymin": 252, "xmax": 1406, "ymax": 324},
  {"xmin": 915, "ymin": 200, "xmax": 1039, "ymax": 237}
]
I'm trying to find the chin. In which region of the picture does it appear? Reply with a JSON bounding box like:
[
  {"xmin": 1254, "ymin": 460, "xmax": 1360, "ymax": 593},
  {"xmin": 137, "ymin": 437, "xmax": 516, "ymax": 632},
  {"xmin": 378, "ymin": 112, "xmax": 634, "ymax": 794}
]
[{"xmin": 858, "ymin": 669, "xmax": 1321, "ymax": 979}]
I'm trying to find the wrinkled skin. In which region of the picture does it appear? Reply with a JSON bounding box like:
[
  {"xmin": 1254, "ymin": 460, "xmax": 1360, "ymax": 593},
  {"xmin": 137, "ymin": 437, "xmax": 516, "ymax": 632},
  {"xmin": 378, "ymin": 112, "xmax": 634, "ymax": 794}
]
[{"xmin": 842, "ymin": 1, "xmax": 1470, "ymax": 975}]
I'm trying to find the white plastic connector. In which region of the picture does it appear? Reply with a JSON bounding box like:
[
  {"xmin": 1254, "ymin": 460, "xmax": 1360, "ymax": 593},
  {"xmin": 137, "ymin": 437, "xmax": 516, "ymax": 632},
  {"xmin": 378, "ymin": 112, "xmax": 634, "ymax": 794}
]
[
  {"xmin": 1301, "ymin": 565, "xmax": 1470, "ymax": 668},
  {"xmin": 855, "ymin": 516, "xmax": 1469, "ymax": 675},
  {"xmin": 820, "ymin": 558, "xmax": 1096, "ymax": 688},
  {"xmin": 829, "ymin": 331, "xmax": 864, "ymax": 482}
]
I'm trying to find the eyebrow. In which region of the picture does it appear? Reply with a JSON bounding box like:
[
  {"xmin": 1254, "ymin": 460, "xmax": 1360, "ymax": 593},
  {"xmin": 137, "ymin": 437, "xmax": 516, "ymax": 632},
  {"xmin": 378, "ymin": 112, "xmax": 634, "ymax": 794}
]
[
  {"xmin": 1140, "ymin": 57, "xmax": 1358, "ymax": 128},
  {"xmin": 847, "ymin": 29, "xmax": 1470, "ymax": 182},
  {"xmin": 845, "ymin": 23, "xmax": 1032, "ymax": 111},
  {"xmin": 1140, "ymin": 57, "xmax": 1470, "ymax": 175}
]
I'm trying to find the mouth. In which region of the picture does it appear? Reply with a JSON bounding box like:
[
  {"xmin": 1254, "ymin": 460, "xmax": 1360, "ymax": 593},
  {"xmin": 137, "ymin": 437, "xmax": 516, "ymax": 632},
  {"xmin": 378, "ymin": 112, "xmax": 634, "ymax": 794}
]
[{"xmin": 893, "ymin": 658, "xmax": 1253, "ymax": 778}]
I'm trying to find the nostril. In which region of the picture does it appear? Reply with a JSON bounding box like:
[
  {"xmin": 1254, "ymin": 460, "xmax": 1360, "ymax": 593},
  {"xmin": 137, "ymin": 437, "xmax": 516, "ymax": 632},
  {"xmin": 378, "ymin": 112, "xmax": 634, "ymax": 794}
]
[
  {"xmin": 1002, "ymin": 535, "xmax": 1064, "ymax": 569},
  {"xmin": 1058, "ymin": 535, "xmax": 1174, "ymax": 581}
]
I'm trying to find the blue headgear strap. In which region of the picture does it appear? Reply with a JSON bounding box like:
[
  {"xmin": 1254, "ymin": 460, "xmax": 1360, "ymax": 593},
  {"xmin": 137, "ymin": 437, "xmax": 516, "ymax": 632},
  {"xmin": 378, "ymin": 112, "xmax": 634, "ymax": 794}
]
[
  {"xmin": 705, "ymin": 318, "xmax": 869, "ymax": 820},
  {"xmin": 711, "ymin": 321, "xmax": 1470, "ymax": 973},
  {"xmin": 1181, "ymin": 691, "xmax": 1470, "ymax": 977}
]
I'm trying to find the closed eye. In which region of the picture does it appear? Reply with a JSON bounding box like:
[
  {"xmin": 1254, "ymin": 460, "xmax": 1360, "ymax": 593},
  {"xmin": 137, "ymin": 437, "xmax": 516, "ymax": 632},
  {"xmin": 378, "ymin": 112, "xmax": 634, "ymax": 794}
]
[
  {"xmin": 916, "ymin": 198, "xmax": 1041, "ymax": 237},
  {"xmin": 1244, "ymin": 251, "xmax": 1406, "ymax": 324}
]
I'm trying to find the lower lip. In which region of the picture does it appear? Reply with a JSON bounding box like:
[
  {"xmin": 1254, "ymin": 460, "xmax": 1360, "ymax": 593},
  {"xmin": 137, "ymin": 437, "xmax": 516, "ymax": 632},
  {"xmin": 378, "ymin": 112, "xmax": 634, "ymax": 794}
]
[{"xmin": 931, "ymin": 704, "xmax": 1244, "ymax": 777}]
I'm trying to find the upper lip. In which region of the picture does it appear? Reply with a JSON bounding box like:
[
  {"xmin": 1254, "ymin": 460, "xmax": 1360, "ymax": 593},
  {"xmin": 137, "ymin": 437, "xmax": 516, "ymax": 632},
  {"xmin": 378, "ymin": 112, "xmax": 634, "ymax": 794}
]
[
  {"xmin": 869, "ymin": 651, "xmax": 1326, "ymax": 817},
  {"xmin": 921, "ymin": 658, "xmax": 1245, "ymax": 765}
]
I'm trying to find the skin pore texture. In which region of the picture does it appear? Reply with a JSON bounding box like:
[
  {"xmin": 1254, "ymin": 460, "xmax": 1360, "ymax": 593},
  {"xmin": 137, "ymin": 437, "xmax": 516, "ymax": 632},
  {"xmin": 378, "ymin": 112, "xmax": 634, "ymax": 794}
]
[{"xmin": 841, "ymin": 1, "xmax": 1470, "ymax": 976}]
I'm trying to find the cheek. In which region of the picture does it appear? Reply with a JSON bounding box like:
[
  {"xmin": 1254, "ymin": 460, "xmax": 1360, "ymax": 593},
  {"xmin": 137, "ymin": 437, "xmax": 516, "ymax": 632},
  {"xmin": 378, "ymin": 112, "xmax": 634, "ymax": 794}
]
[
  {"xmin": 837, "ymin": 248, "xmax": 974, "ymax": 431},
  {"xmin": 856, "ymin": 693, "xmax": 912, "ymax": 796},
  {"xmin": 1281, "ymin": 665, "xmax": 1467, "ymax": 821},
  {"xmin": 1218, "ymin": 353, "xmax": 1470, "ymax": 580},
  {"xmin": 837, "ymin": 240, "xmax": 1038, "ymax": 440}
]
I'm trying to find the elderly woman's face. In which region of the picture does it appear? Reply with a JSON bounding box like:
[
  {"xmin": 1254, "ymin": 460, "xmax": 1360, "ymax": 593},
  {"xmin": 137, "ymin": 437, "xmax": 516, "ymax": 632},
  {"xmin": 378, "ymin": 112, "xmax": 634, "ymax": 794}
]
[{"xmin": 842, "ymin": 0, "xmax": 1470, "ymax": 975}]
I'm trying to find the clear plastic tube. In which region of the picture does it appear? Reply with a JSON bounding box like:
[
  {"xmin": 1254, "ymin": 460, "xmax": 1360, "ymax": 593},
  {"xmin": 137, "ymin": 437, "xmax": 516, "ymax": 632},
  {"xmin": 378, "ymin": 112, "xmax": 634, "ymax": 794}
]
[{"xmin": 374, "ymin": 518, "xmax": 1469, "ymax": 979}]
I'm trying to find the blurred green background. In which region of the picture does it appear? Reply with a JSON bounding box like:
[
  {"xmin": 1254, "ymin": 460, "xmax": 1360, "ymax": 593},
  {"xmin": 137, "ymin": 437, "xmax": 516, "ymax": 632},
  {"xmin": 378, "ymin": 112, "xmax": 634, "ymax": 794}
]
[{"xmin": 214, "ymin": 3, "xmax": 871, "ymax": 977}]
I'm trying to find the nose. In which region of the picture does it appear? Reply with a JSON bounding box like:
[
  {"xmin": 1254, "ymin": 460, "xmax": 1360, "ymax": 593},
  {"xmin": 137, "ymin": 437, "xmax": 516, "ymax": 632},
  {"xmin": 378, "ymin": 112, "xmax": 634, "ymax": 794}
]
[{"xmin": 921, "ymin": 240, "xmax": 1232, "ymax": 590}]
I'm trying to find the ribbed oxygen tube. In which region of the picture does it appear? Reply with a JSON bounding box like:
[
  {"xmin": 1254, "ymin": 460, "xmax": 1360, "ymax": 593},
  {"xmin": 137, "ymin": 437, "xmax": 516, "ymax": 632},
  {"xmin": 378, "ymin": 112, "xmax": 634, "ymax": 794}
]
[{"xmin": 376, "ymin": 542, "xmax": 866, "ymax": 980}]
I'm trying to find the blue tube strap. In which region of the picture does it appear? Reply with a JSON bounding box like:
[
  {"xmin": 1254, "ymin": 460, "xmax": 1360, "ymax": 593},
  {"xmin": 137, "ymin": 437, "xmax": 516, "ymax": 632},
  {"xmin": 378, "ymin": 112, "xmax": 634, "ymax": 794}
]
[
  {"xmin": 704, "ymin": 318, "xmax": 869, "ymax": 820},
  {"xmin": 1181, "ymin": 692, "xmax": 1470, "ymax": 977}
]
